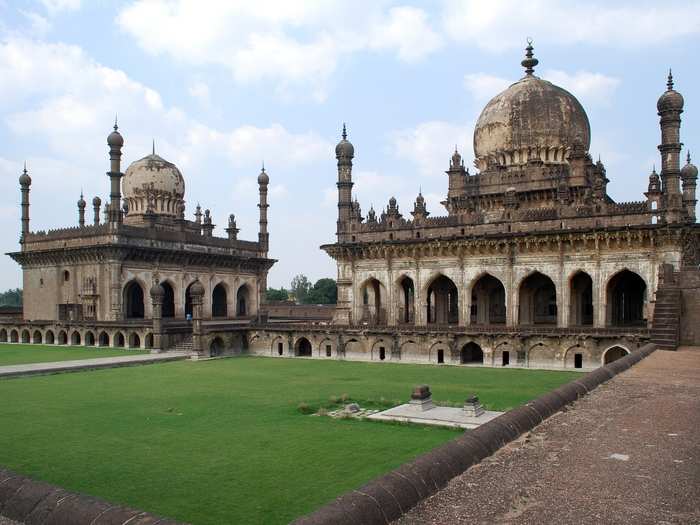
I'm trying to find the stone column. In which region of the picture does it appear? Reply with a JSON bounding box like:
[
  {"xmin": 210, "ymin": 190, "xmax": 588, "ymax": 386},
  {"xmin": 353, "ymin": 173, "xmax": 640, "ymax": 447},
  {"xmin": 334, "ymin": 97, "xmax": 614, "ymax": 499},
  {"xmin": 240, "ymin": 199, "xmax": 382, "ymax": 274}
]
[
  {"xmin": 150, "ymin": 282, "xmax": 164, "ymax": 353},
  {"xmin": 189, "ymin": 279, "xmax": 206, "ymax": 358},
  {"xmin": 109, "ymin": 260, "xmax": 122, "ymax": 321},
  {"xmin": 19, "ymin": 165, "xmax": 31, "ymax": 243}
]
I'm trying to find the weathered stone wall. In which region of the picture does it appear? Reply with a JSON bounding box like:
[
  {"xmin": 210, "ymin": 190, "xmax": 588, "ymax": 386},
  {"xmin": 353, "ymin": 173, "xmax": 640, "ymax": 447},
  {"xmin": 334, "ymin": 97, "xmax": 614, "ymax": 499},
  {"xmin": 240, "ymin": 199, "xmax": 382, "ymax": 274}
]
[{"xmin": 680, "ymin": 268, "xmax": 700, "ymax": 345}]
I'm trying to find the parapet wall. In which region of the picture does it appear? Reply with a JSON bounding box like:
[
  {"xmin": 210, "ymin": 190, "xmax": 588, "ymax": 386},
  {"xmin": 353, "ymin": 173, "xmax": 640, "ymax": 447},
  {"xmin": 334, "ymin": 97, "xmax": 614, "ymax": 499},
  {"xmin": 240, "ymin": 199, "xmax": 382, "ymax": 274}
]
[{"xmin": 292, "ymin": 343, "xmax": 657, "ymax": 525}]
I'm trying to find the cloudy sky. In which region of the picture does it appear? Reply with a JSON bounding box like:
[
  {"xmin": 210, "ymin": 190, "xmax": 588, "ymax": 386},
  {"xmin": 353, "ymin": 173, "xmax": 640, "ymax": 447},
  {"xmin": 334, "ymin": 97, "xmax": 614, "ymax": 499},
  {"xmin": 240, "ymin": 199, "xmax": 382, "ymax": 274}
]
[{"xmin": 0, "ymin": 0, "xmax": 698, "ymax": 290}]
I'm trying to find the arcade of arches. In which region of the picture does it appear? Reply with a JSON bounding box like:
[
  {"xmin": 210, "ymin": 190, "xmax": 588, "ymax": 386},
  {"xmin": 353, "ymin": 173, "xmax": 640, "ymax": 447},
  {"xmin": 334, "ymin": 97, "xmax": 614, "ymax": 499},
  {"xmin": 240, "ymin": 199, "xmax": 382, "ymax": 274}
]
[{"xmin": 348, "ymin": 269, "xmax": 650, "ymax": 328}]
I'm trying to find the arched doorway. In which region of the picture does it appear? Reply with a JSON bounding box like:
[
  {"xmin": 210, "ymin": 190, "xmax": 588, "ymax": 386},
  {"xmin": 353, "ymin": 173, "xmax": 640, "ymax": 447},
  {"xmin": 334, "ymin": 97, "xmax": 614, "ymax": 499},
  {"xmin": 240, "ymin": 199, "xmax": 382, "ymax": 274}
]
[
  {"xmin": 604, "ymin": 346, "xmax": 629, "ymax": 364},
  {"xmin": 10, "ymin": 330, "xmax": 18, "ymax": 343},
  {"xmin": 21, "ymin": 330, "xmax": 30, "ymax": 343},
  {"xmin": 98, "ymin": 331, "xmax": 109, "ymax": 347},
  {"xmin": 129, "ymin": 332, "xmax": 140, "ymax": 349},
  {"xmin": 185, "ymin": 282, "xmax": 194, "ymax": 318},
  {"xmin": 161, "ymin": 281, "xmax": 175, "ymax": 318},
  {"xmin": 212, "ymin": 283, "xmax": 228, "ymax": 318},
  {"xmin": 471, "ymin": 274, "xmax": 506, "ymax": 325},
  {"xmin": 295, "ymin": 337, "xmax": 312, "ymax": 357},
  {"xmin": 460, "ymin": 342, "xmax": 484, "ymax": 364},
  {"xmin": 32, "ymin": 330, "xmax": 42, "ymax": 344},
  {"xmin": 58, "ymin": 331, "xmax": 67, "ymax": 345},
  {"xmin": 397, "ymin": 276, "xmax": 415, "ymax": 324},
  {"xmin": 210, "ymin": 337, "xmax": 224, "ymax": 357},
  {"xmin": 114, "ymin": 332, "xmax": 125, "ymax": 347},
  {"xmin": 70, "ymin": 331, "xmax": 81, "ymax": 346},
  {"xmin": 85, "ymin": 332, "xmax": 95, "ymax": 346},
  {"xmin": 0, "ymin": 329, "xmax": 6, "ymax": 342},
  {"xmin": 45, "ymin": 330, "xmax": 54, "ymax": 344},
  {"xmin": 519, "ymin": 272, "xmax": 557, "ymax": 325},
  {"xmin": 360, "ymin": 278, "xmax": 385, "ymax": 325},
  {"xmin": 236, "ymin": 285, "xmax": 250, "ymax": 317},
  {"xmin": 427, "ymin": 275, "xmax": 459, "ymax": 325},
  {"xmin": 124, "ymin": 281, "xmax": 145, "ymax": 319},
  {"xmin": 570, "ymin": 272, "xmax": 593, "ymax": 326},
  {"xmin": 607, "ymin": 270, "xmax": 647, "ymax": 326}
]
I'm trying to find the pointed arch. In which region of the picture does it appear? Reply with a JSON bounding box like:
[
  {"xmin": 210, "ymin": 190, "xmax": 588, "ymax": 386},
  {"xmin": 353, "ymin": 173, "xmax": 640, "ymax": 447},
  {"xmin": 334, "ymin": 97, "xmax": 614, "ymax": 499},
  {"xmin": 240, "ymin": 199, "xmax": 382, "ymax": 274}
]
[
  {"xmin": 426, "ymin": 274, "xmax": 459, "ymax": 325},
  {"xmin": 212, "ymin": 282, "xmax": 228, "ymax": 318},
  {"xmin": 294, "ymin": 337, "xmax": 312, "ymax": 357},
  {"xmin": 123, "ymin": 280, "xmax": 145, "ymax": 319},
  {"xmin": 0, "ymin": 329, "xmax": 6, "ymax": 342},
  {"xmin": 569, "ymin": 270, "xmax": 593, "ymax": 326},
  {"xmin": 45, "ymin": 330, "xmax": 55, "ymax": 345},
  {"xmin": 606, "ymin": 270, "xmax": 647, "ymax": 327},
  {"xmin": 518, "ymin": 271, "xmax": 557, "ymax": 325},
  {"xmin": 32, "ymin": 330, "xmax": 42, "ymax": 344},
  {"xmin": 144, "ymin": 333, "xmax": 153, "ymax": 349},
  {"xmin": 57, "ymin": 330, "xmax": 67, "ymax": 345},
  {"xmin": 603, "ymin": 345, "xmax": 630, "ymax": 364},
  {"xmin": 98, "ymin": 331, "xmax": 109, "ymax": 347},
  {"xmin": 85, "ymin": 331, "xmax": 95, "ymax": 346},
  {"xmin": 359, "ymin": 277, "xmax": 387, "ymax": 325},
  {"xmin": 396, "ymin": 274, "xmax": 415, "ymax": 325},
  {"xmin": 70, "ymin": 331, "xmax": 81, "ymax": 346},
  {"xmin": 21, "ymin": 329, "xmax": 30, "ymax": 343},
  {"xmin": 470, "ymin": 272, "xmax": 506, "ymax": 325},
  {"xmin": 128, "ymin": 332, "xmax": 141, "ymax": 349},
  {"xmin": 236, "ymin": 284, "xmax": 251, "ymax": 317},
  {"xmin": 460, "ymin": 342, "xmax": 483, "ymax": 364},
  {"xmin": 10, "ymin": 329, "xmax": 18, "ymax": 343},
  {"xmin": 114, "ymin": 332, "xmax": 125, "ymax": 348},
  {"xmin": 160, "ymin": 280, "xmax": 175, "ymax": 318}
]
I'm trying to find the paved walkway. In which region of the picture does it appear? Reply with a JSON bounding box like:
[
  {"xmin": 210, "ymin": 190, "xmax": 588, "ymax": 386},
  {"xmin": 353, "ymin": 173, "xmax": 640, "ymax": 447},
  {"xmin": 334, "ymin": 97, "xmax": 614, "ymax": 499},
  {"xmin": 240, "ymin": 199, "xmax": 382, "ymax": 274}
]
[
  {"xmin": 0, "ymin": 352, "xmax": 189, "ymax": 378},
  {"xmin": 397, "ymin": 347, "xmax": 700, "ymax": 525}
]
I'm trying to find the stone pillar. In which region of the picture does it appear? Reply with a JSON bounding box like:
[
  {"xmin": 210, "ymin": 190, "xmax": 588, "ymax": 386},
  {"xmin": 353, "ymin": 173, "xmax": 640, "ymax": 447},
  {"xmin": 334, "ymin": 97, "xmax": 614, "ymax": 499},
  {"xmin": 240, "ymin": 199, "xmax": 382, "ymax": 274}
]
[
  {"xmin": 19, "ymin": 165, "xmax": 31, "ymax": 243},
  {"xmin": 109, "ymin": 260, "xmax": 122, "ymax": 321},
  {"xmin": 77, "ymin": 193, "xmax": 86, "ymax": 227},
  {"xmin": 107, "ymin": 122, "xmax": 124, "ymax": 225},
  {"xmin": 150, "ymin": 282, "xmax": 164, "ymax": 353},
  {"xmin": 92, "ymin": 196, "xmax": 101, "ymax": 226},
  {"xmin": 505, "ymin": 248, "xmax": 516, "ymax": 327},
  {"xmin": 189, "ymin": 279, "xmax": 206, "ymax": 358}
]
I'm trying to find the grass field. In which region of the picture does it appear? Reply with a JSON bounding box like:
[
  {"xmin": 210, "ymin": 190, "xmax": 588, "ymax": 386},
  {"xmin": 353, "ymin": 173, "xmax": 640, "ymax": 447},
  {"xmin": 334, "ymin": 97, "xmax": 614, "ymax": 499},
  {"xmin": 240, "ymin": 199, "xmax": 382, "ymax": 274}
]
[
  {"xmin": 0, "ymin": 343, "xmax": 146, "ymax": 366},
  {"xmin": 0, "ymin": 355, "xmax": 579, "ymax": 524}
]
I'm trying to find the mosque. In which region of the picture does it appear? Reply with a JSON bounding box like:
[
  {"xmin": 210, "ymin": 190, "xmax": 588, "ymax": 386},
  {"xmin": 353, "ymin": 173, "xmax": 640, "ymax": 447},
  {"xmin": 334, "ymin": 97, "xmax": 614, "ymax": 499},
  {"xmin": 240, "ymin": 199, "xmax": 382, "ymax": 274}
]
[{"xmin": 3, "ymin": 44, "xmax": 699, "ymax": 369}]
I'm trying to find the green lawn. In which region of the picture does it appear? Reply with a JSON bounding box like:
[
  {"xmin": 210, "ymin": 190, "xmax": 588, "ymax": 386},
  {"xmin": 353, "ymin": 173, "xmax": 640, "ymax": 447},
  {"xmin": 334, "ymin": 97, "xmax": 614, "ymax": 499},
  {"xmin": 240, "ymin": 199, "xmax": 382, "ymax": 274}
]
[
  {"xmin": 0, "ymin": 343, "xmax": 146, "ymax": 366},
  {"xmin": 0, "ymin": 356, "xmax": 578, "ymax": 524}
]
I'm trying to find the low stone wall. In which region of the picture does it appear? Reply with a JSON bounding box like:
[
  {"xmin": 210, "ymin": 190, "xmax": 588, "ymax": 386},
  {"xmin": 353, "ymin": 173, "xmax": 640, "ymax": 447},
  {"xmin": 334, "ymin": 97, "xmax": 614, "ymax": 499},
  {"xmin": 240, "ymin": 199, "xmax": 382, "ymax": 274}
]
[
  {"xmin": 292, "ymin": 343, "xmax": 657, "ymax": 525},
  {"xmin": 0, "ymin": 468, "xmax": 187, "ymax": 525}
]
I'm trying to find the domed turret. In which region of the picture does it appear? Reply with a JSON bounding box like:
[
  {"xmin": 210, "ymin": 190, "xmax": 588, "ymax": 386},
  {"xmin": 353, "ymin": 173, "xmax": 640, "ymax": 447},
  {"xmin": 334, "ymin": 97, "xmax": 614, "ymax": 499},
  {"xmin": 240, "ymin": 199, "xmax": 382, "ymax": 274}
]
[
  {"xmin": 18, "ymin": 164, "xmax": 31, "ymax": 186},
  {"xmin": 77, "ymin": 192, "xmax": 86, "ymax": 209},
  {"xmin": 657, "ymin": 70, "xmax": 684, "ymax": 113},
  {"xmin": 107, "ymin": 119, "xmax": 124, "ymax": 149},
  {"xmin": 122, "ymin": 151, "xmax": 185, "ymax": 220},
  {"xmin": 335, "ymin": 123, "xmax": 354, "ymax": 159},
  {"xmin": 681, "ymin": 152, "xmax": 698, "ymax": 179},
  {"xmin": 258, "ymin": 164, "xmax": 269, "ymax": 185},
  {"xmin": 473, "ymin": 42, "xmax": 590, "ymax": 170},
  {"xmin": 150, "ymin": 282, "xmax": 165, "ymax": 299}
]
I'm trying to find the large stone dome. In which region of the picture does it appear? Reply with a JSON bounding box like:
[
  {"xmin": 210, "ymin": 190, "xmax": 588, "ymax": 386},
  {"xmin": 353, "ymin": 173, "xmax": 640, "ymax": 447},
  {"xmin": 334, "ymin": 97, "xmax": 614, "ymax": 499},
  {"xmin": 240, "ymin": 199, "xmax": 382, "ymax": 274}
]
[
  {"xmin": 473, "ymin": 49, "xmax": 590, "ymax": 170},
  {"xmin": 123, "ymin": 153, "xmax": 185, "ymax": 218}
]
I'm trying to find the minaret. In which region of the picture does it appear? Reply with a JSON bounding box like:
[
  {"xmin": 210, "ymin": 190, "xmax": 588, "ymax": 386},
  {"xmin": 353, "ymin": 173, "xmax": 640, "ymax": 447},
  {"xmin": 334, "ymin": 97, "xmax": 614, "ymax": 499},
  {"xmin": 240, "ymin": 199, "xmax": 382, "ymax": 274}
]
[
  {"xmin": 226, "ymin": 214, "xmax": 240, "ymax": 241},
  {"xmin": 657, "ymin": 70, "xmax": 684, "ymax": 221},
  {"xmin": 77, "ymin": 191, "xmax": 86, "ymax": 227},
  {"xmin": 19, "ymin": 162, "xmax": 31, "ymax": 243},
  {"xmin": 92, "ymin": 196, "xmax": 101, "ymax": 225},
  {"xmin": 335, "ymin": 123, "xmax": 355, "ymax": 240},
  {"xmin": 681, "ymin": 152, "xmax": 698, "ymax": 221},
  {"xmin": 446, "ymin": 146, "xmax": 467, "ymax": 200},
  {"xmin": 107, "ymin": 118, "xmax": 124, "ymax": 224},
  {"xmin": 257, "ymin": 163, "xmax": 269, "ymax": 253}
]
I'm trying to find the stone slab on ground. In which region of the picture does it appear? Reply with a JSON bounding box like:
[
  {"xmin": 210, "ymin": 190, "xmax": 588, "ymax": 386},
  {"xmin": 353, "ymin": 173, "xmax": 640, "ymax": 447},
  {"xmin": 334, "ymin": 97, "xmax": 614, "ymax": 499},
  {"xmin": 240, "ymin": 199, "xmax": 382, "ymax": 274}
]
[
  {"xmin": 0, "ymin": 352, "xmax": 189, "ymax": 379},
  {"xmin": 396, "ymin": 347, "xmax": 700, "ymax": 525},
  {"xmin": 368, "ymin": 404, "xmax": 503, "ymax": 430}
]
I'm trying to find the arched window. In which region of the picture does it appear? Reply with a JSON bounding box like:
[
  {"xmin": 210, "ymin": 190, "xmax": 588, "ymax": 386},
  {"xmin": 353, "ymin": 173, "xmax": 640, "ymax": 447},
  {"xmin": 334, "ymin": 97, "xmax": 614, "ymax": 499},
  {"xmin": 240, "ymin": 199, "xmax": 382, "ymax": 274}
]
[
  {"xmin": 471, "ymin": 274, "xmax": 506, "ymax": 325},
  {"xmin": 85, "ymin": 332, "xmax": 95, "ymax": 346},
  {"xmin": 212, "ymin": 283, "xmax": 228, "ymax": 317},
  {"xmin": 519, "ymin": 272, "xmax": 557, "ymax": 325},
  {"xmin": 57, "ymin": 331, "xmax": 67, "ymax": 345},
  {"xmin": 123, "ymin": 281, "xmax": 145, "ymax": 319},
  {"xmin": 427, "ymin": 275, "xmax": 459, "ymax": 325}
]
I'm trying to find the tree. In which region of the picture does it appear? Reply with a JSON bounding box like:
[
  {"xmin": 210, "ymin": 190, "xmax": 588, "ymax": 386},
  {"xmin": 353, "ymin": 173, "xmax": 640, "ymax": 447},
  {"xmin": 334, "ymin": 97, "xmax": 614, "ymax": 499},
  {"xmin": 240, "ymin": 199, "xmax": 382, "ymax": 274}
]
[
  {"xmin": 266, "ymin": 287, "xmax": 289, "ymax": 301},
  {"xmin": 290, "ymin": 274, "xmax": 312, "ymax": 303},
  {"xmin": 305, "ymin": 278, "xmax": 337, "ymax": 304},
  {"xmin": 0, "ymin": 288, "xmax": 22, "ymax": 307}
]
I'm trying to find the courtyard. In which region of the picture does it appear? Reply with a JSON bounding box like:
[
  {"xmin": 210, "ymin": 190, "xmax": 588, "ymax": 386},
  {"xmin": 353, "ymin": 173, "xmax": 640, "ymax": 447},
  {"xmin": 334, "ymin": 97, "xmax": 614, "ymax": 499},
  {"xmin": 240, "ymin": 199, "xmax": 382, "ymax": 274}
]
[
  {"xmin": 0, "ymin": 343, "xmax": 145, "ymax": 366},
  {"xmin": 0, "ymin": 349, "xmax": 578, "ymax": 524}
]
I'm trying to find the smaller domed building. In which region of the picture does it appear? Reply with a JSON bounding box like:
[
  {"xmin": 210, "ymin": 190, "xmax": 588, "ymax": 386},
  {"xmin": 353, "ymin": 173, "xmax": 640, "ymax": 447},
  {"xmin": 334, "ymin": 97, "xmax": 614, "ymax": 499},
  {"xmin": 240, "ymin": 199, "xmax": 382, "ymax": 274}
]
[{"xmin": 6, "ymin": 123, "xmax": 274, "ymax": 351}]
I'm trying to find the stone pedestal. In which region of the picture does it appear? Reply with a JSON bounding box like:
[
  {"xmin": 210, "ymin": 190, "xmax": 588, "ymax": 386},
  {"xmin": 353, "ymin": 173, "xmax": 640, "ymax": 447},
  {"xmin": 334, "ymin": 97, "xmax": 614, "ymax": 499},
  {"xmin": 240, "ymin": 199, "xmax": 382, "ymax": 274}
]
[
  {"xmin": 409, "ymin": 384, "xmax": 434, "ymax": 411},
  {"xmin": 463, "ymin": 395, "xmax": 484, "ymax": 417}
]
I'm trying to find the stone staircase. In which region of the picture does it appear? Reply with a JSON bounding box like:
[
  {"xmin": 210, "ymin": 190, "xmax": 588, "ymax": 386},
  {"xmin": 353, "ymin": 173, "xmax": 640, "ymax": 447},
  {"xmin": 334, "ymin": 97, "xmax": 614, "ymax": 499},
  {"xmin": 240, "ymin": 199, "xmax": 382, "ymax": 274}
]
[
  {"xmin": 650, "ymin": 287, "xmax": 682, "ymax": 350},
  {"xmin": 170, "ymin": 335, "xmax": 193, "ymax": 353}
]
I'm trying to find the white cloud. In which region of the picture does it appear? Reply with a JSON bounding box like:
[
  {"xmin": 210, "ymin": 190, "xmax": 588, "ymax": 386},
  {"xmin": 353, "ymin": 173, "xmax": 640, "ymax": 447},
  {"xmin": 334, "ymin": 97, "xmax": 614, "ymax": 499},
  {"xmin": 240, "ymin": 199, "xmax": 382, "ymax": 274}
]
[
  {"xmin": 392, "ymin": 120, "xmax": 471, "ymax": 176},
  {"xmin": 188, "ymin": 80, "xmax": 210, "ymax": 106},
  {"xmin": 464, "ymin": 73, "xmax": 511, "ymax": 101},
  {"xmin": 543, "ymin": 69, "xmax": 620, "ymax": 105},
  {"xmin": 116, "ymin": 1, "xmax": 441, "ymax": 101},
  {"xmin": 41, "ymin": 0, "xmax": 81, "ymax": 14},
  {"xmin": 368, "ymin": 6, "xmax": 443, "ymax": 62},
  {"xmin": 20, "ymin": 11, "xmax": 51, "ymax": 36},
  {"xmin": 442, "ymin": 0, "xmax": 700, "ymax": 51}
]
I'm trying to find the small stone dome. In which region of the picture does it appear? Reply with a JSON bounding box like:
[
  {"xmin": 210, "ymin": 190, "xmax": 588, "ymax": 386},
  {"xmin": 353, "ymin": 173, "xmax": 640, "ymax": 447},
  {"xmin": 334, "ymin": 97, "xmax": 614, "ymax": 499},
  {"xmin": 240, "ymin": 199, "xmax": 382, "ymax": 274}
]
[
  {"xmin": 107, "ymin": 123, "xmax": 124, "ymax": 149},
  {"xmin": 122, "ymin": 153, "xmax": 185, "ymax": 218},
  {"xmin": 473, "ymin": 44, "xmax": 590, "ymax": 170},
  {"xmin": 18, "ymin": 168, "xmax": 31, "ymax": 186},
  {"xmin": 149, "ymin": 282, "xmax": 165, "ymax": 298},
  {"xmin": 92, "ymin": 196, "xmax": 101, "ymax": 206},
  {"xmin": 681, "ymin": 153, "xmax": 698, "ymax": 179},
  {"xmin": 657, "ymin": 71, "xmax": 684, "ymax": 112},
  {"xmin": 258, "ymin": 166, "xmax": 269, "ymax": 185},
  {"xmin": 77, "ymin": 194, "xmax": 86, "ymax": 208},
  {"xmin": 335, "ymin": 124, "xmax": 354, "ymax": 159}
]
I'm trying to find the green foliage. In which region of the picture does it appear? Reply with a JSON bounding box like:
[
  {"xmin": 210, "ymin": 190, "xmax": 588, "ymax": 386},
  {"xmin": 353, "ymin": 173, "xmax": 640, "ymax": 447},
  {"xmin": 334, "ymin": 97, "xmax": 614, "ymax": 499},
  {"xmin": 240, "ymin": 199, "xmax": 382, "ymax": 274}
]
[
  {"xmin": 290, "ymin": 274, "xmax": 312, "ymax": 303},
  {"xmin": 304, "ymin": 278, "xmax": 337, "ymax": 304},
  {"xmin": 0, "ymin": 354, "xmax": 578, "ymax": 525},
  {"xmin": 0, "ymin": 288, "xmax": 22, "ymax": 307},
  {"xmin": 265, "ymin": 287, "xmax": 289, "ymax": 301}
]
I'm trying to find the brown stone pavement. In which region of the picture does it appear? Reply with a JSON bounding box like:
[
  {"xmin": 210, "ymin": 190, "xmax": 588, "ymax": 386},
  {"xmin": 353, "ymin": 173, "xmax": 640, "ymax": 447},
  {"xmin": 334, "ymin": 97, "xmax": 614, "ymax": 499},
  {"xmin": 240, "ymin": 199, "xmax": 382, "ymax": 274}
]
[{"xmin": 397, "ymin": 347, "xmax": 700, "ymax": 525}]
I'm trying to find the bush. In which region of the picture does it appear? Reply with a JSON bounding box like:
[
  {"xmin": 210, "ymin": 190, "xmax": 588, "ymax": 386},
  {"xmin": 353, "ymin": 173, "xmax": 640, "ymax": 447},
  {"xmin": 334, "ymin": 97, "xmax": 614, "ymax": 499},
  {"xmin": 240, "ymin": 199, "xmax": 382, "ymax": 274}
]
[{"xmin": 297, "ymin": 402, "xmax": 314, "ymax": 415}]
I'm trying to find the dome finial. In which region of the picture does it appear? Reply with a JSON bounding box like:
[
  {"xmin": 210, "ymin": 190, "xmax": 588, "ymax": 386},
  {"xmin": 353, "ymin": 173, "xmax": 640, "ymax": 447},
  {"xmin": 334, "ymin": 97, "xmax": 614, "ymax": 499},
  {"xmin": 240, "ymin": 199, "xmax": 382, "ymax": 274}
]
[
  {"xmin": 114, "ymin": 114, "xmax": 118, "ymax": 131},
  {"xmin": 521, "ymin": 38, "xmax": 538, "ymax": 76},
  {"xmin": 667, "ymin": 69, "xmax": 674, "ymax": 91},
  {"xmin": 152, "ymin": 139, "xmax": 155, "ymax": 156},
  {"xmin": 687, "ymin": 151, "xmax": 691, "ymax": 164},
  {"xmin": 23, "ymin": 160, "xmax": 27, "ymax": 174},
  {"xmin": 342, "ymin": 122, "xmax": 347, "ymax": 140},
  {"xmin": 261, "ymin": 160, "xmax": 265, "ymax": 172}
]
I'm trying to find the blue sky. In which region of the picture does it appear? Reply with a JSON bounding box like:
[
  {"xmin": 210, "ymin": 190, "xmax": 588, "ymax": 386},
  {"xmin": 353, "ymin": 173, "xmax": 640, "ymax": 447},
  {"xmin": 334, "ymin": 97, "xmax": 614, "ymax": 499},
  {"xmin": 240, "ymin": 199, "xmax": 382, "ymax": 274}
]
[{"xmin": 0, "ymin": 0, "xmax": 698, "ymax": 291}]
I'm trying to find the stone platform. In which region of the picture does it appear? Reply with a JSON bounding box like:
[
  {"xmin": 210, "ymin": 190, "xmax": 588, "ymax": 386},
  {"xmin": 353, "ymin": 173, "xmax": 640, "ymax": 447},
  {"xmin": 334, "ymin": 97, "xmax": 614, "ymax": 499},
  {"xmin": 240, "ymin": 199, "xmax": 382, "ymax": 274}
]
[{"xmin": 367, "ymin": 404, "xmax": 503, "ymax": 429}]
